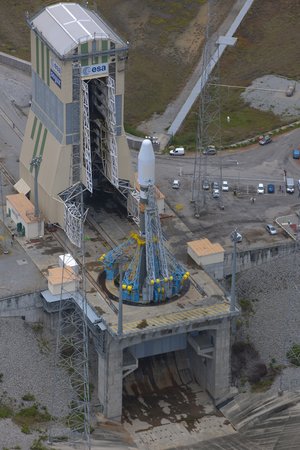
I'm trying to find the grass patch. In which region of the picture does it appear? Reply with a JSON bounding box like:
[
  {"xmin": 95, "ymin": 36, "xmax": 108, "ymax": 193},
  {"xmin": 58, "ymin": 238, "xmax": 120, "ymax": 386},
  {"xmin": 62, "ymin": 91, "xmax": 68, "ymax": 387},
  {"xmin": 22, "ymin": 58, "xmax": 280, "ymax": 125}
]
[
  {"xmin": 0, "ymin": 403, "xmax": 13, "ymax": 419},
  {"xmin": 287, "ymin": 343, "xmax": 300, "ymax": 366},
  {"xmin": 21, "ymin": 423, "xmax": 31, "ymax": 434},
  {"xmin": 13, "ymin": 404, "xmax": 51, "ymax": 427}
]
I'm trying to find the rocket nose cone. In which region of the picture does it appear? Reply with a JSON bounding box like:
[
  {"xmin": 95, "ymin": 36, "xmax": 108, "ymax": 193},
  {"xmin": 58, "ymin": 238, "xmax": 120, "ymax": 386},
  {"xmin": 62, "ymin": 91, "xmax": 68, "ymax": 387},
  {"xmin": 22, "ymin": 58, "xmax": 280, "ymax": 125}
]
[
  {"xmin": 139, "ymin": 139, "xmax": 155, "ymax": 159},
  {"xmin": 138, "ymin": 139, "xmax": 155, "ymax": 187}
]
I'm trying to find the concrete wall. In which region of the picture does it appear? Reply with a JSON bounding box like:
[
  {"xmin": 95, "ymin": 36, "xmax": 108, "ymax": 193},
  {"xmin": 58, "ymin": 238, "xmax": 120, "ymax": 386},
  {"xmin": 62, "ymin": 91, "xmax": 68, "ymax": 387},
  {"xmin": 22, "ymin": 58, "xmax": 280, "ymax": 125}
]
[
  {"xmin": 224, "ymin": 241, "xmax": 296, "ymax": 276},
  {"xmin": 0, "ymin": 291, "xmax": 44, "ymax": 322},
  {"xmin": 0, "ymin": 52, "xmax": 31, "ymax": 75}
]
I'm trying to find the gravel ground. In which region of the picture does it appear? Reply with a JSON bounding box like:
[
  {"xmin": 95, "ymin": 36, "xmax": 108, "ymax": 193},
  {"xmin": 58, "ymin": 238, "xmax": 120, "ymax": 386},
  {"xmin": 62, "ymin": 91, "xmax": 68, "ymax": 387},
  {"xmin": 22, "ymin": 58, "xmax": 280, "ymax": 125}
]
[
  {"xmin": 0, "ymin": 317, "xmax": 73, "ymax": 449},
  {"xmin": 236, "ymin": 252, "xmax": 300, "ymax": 392},
  {"xmin": 241, "ymin": 75, "xmax": 300, "ymax": 118}
]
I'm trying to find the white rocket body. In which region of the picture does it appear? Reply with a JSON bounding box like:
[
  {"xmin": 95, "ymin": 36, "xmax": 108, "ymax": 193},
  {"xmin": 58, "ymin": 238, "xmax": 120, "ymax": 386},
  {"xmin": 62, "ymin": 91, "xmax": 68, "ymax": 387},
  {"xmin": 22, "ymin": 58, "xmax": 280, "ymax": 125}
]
[{"xmin": 138, "ymin": 139, "xmax": 155, "ymax": 199}]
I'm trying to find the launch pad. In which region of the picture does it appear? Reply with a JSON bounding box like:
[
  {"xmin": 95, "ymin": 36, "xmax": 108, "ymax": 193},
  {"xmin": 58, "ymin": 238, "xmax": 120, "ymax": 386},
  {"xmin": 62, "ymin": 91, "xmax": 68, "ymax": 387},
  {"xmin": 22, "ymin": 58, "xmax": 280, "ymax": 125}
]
[{"xmin": 13, "ymin": 0, "xmax": 237, "ymax": 430}]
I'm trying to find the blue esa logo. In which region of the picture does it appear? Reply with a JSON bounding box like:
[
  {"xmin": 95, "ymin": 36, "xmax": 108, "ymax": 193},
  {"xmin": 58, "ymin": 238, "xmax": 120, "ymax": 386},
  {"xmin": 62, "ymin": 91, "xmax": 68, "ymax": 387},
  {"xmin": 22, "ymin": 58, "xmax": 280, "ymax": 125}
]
[
  {"xmin": 50, "ymin": 69, "xmax": 61, "ymax": 88},
  {"xmin": 81, "ymin": 63, "xmax": 108, "ymax": 77}
]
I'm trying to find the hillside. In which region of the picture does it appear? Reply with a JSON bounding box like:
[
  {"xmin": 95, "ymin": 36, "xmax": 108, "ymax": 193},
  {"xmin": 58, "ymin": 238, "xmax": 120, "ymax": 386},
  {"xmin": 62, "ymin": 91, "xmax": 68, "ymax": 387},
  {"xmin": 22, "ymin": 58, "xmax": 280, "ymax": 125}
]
[{"xmin": 1, "ymin": 0, "xmax": 300, "ymax": 143}]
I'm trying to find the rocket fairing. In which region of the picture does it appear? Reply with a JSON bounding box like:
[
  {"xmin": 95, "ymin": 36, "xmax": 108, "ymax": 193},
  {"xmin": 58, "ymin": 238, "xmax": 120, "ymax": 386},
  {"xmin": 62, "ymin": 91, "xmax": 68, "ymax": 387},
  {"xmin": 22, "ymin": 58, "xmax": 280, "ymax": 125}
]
[{"xmin": 137, "ymin": 139, "xmax": 155, "ymax": 190}]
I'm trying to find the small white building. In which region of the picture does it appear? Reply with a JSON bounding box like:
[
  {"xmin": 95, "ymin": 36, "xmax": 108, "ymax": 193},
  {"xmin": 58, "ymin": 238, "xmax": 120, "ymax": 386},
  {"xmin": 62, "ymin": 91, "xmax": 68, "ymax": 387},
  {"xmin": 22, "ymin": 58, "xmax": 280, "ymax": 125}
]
[
  {"xmin": 6, "ymin": 193, "xmax": 44, "ymax": 239},
  {"xmin": 187, "ymin": 238, "xmax": 225, "ymax": 280},
  {"xmin": 48, "ymin": 266, "xmax": 78, "ymax": 295}
]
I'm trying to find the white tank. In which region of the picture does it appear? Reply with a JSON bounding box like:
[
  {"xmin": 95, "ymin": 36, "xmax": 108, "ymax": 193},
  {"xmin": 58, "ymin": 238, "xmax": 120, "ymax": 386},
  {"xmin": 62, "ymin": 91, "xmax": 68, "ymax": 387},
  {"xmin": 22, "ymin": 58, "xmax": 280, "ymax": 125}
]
[{"xmin": 137, "ymin": 139, "xmax": 155, "ymax": 188}]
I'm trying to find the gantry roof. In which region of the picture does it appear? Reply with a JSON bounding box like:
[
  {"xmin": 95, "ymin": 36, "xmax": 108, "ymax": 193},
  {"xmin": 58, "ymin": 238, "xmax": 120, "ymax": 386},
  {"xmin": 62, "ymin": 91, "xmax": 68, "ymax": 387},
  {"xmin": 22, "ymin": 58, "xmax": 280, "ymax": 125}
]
[{"xmin": 29, "ymin": 2, "xmax": 126, "ymax": 57}]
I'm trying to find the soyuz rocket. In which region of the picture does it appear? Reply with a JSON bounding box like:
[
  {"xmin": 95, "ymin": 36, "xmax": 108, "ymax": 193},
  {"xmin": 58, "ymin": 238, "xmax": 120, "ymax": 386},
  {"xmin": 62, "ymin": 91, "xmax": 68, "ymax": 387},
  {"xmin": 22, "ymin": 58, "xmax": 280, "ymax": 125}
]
[{"xmin": 137, "ymin": 138, "xmax": 156, "ymax": 236}]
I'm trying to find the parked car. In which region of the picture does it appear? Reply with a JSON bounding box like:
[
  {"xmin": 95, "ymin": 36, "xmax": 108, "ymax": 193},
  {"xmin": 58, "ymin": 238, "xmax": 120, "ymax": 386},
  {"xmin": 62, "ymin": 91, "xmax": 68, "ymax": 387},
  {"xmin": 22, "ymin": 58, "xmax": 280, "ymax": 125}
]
[
  {"xmin": 169, "ymin": 147, "xmax": 185, "ymax": 156},
  {"xmin": 257, "ymin": 183, "xmax": 265, "ymax": 194},
  {"xmin": 202, "ymin": 179, "xmax": 210, "ymax": 190},
  {"xmin": 258, "ymin": 135, "xmax": 272, "ymax": 145},
  {"xmin": 203, "ymin": 145, "xmax": 217, "ymax": 155},
  {"xmin": 266, "ymin": 224, "xmax": 277, "ymax": 235},
  {"xmin": 222, "ymin": 180, "xmax": 229, "ymax": 192},
  {"xmin": 211, "ymin": 181, "xmax": 219, "ymax": 190},
  {"xmin": 286, "ymin": 83, "xmax": 296, "ymax": 97},
  {"xmin": 212, "ymin": 188, "xmax": 220, "ymax": 199},
  {"xmin": 267, "ymin": 183, "xmax": 275, "ymax": 193},
  {"xmin": 172, "ymin": 179, "xmax": 180, "ymax": 189},
  {"xmin": 293, "ymin": 149, "xmax": 300, "ymax": 159}
]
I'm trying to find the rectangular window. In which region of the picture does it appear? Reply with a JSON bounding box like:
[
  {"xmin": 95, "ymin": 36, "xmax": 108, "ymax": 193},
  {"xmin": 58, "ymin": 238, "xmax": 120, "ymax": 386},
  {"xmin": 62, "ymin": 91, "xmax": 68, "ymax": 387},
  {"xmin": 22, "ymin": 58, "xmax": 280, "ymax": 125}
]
[
  {"xmin": 41, "ymin": 42, "xmax": 45, "ymax": 81},
  {"xmin": 102, "ymin": 40, "xmax": 108, "ymax": 63},
  {"xmin": 92, "ymin": 40, "xmax": 98, "ymax": 64},
  {"xmin": 36, "ymin": 36, "xmax": 40, "ymax": 75},
  {"xmin": 46, "ymin": 48, "xmax": 50, "ymax": 86},
  {"xmin": 80, "ymin": 43, "xmax": 89, "ymax": 66},
  {"xmin": 31, "ymin": 116, "xmax": 38, "ymax": 140}
]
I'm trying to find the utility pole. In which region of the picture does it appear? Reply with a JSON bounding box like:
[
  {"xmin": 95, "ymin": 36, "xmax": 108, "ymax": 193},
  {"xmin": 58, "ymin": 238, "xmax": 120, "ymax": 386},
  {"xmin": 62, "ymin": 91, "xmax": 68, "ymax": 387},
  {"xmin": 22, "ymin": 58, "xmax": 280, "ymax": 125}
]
[
  {"xmin": 0, "ymin": 170, "xmax": 8, "ymax": 254},
  {"xmin": 230, "ymin": 228, "xmax": 239, "ymax": 335}
]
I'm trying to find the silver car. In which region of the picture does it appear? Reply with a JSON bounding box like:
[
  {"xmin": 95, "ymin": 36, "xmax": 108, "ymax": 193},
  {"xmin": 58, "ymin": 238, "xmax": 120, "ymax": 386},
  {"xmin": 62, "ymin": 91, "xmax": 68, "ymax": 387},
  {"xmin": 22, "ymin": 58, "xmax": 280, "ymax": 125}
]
[{"xmin": 266, "ymin": 224, "xmax": 277, "ymax": 235}]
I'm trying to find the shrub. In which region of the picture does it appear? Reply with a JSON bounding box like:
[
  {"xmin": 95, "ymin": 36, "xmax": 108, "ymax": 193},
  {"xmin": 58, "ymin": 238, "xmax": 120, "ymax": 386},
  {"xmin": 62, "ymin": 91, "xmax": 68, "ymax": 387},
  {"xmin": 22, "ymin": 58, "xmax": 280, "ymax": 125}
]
[
  {"xmin": 22, "ymin": 393, "xmax": 35, "ymax": 402},
  {"xmin": 14, "ymin": 404, "xmax": 51, "ymax": 427},
  {"xmin": 0, "ymin": 403, "xmax": 13, "ymax": 419},
  {"xmin": 21, "ymin": 424, "xmax": 31, "ymax": 434},
  {"xmin": 287, "ymin": 344, "xmax": 300, "ymax": 366}
]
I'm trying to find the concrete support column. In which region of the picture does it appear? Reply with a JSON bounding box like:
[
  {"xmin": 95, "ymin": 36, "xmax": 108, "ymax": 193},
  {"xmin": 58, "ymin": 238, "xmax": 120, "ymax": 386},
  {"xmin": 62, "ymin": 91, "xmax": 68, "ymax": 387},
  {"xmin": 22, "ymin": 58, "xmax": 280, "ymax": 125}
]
[
  {"xmin": 97, "ymin": 334, "xmax": 123, "ymax": 421},
  {"xmin": 211, "ymin": 318, "xmax": 231, "ymax": 402}
]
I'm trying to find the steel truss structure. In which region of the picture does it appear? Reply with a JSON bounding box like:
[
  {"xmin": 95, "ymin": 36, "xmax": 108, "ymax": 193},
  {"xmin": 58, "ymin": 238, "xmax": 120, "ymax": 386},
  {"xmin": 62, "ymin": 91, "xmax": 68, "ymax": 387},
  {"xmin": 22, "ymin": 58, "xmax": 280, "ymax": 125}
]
[
  {"xmin": 59, "ymin": 183, "xmax": 88, "ymax": 249},
  {"xmin": 145, "ymin": 186, "xmax": 169, "ymax": 281},
  {"xmin": 82, "ymin": 80, "xmax": 93, "ymax": 193},
  {"xmin": 90, "ymin": 76, "xmax": 119, "ymax": 188},
  {"xmin": 192, "ymin": 0, "xmax": 222, "ymax": 217},
  {"xmin": 49, "ymin": 294, "xmax": 90, "ymax": 445}
]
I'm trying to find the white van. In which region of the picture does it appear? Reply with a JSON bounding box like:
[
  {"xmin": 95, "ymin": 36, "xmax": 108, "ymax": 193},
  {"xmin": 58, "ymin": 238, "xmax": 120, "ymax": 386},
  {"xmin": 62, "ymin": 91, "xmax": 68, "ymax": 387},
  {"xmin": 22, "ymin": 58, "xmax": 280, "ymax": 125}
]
[{"xmin": 169, "ymin": 147, "xmax": 185, "ymax": 156}]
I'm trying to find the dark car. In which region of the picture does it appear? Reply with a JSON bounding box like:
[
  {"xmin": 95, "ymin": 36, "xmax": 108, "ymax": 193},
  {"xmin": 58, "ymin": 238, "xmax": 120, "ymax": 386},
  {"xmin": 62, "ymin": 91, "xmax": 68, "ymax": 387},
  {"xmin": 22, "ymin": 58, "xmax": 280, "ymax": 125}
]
[
  {"xmin": 211, "ymin": 181, "xmax": 219, "ymax": 190},
  {"xmin": 267, "ymin": 183, "xmax": 275, "ymax": 193},
  {"xmin": 258, "ymin": 135, "xmax": 272, "ymax": 145}
]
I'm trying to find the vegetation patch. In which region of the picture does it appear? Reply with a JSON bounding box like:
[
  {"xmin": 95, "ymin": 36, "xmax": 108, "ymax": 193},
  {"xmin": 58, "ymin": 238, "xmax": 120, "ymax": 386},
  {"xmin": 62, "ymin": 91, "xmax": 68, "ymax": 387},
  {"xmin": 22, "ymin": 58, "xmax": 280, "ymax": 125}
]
[
  {"xmin": 22, "ymin": 393, "xmax": 36, "ymax": 402},
  {"xmin": 0, "ymin": 403, "xmax": 14, "ymax": 419},
  {"xmin": 13, "ymin": 404, "xmax": 51, "ymax": 427},
  {"xmin": 136, "ymin": 319, "xmax": 148, "ymax": 329},
  {"xmin": 287, "ymin": 343, "xmax": 300, "ymax": 366},
  {"xmin": 232, "ymin": 341, "xmax": 283, "ymax": 392}
]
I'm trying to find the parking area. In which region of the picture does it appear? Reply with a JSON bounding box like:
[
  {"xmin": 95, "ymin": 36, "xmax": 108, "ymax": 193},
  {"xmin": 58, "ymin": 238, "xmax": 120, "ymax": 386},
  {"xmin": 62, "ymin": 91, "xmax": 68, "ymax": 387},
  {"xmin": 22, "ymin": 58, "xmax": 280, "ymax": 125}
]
[{"xmin": 150, "ymin": 129, "xmax": 300, "ymax": 253}]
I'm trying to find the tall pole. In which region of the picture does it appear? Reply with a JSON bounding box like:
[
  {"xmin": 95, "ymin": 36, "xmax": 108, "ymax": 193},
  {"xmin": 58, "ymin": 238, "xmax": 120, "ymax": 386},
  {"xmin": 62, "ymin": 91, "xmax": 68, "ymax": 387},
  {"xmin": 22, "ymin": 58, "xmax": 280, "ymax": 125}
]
[
  {"xmin": 0, "ymin": 170, "xmax": 8, "ymax": 254},
  {"xmin": 230, "ymin": 228, "xmax": 238, "ymax": 335},
  {"xmin": 118, "ymin": 268, "xmax": 123, "ymax": 336}
]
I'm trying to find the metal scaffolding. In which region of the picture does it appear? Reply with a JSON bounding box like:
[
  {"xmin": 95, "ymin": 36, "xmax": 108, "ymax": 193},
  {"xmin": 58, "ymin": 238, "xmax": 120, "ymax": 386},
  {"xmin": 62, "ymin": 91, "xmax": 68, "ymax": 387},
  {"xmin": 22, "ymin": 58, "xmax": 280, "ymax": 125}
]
[
  {"xmin": 82, "ymin": 80, "xmax": 93, "ymax": 193},
  {"xmin": 51, "ymin": 61, "xmax": 91, "ymax": 447}
]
